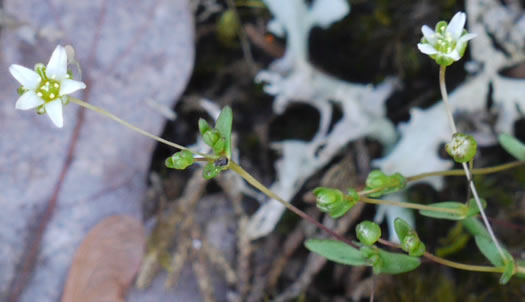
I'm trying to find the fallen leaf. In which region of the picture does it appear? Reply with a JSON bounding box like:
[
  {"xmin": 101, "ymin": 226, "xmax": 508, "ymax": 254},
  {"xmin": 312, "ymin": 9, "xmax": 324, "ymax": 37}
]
[{"xmin": 61, "ymin": 215, "xmax": 145, "ymax": 302}]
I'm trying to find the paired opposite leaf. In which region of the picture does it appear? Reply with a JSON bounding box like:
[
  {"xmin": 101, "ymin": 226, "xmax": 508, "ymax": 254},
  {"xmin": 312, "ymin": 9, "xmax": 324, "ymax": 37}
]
[
  {"xmin": 305, "ymin": 239, "xmax": 421, "ymax": 275},
  {"xmin": 498, "ymin": 134, "xmax": 525, "ymax": 160}
]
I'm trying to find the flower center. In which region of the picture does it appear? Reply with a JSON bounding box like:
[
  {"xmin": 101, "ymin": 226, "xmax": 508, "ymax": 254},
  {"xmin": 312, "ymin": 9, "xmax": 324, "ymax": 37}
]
[
  {"xmin": 435, "ymin": 32, "xmax": 456, "ymax": 54},
  {"xmin": 36, "ymin": 79, "xmax": 61, "ymax": 103}
]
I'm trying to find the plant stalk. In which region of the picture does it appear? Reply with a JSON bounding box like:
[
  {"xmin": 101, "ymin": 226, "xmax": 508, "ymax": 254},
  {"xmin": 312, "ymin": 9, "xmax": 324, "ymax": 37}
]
[{"xmin": 439, "ymin": 66, "xmax": 506, "ymax": 260}]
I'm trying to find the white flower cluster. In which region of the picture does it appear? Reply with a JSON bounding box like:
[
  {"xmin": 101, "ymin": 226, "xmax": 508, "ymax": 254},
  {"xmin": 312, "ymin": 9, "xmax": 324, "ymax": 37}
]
[{"xmin": 9, "ymin": 45, "xmax": 86, "ymax": 127}]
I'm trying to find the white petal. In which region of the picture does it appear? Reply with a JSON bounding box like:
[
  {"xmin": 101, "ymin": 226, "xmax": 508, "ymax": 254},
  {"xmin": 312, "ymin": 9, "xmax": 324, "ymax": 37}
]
[
  {"xmin": 9, "ymin": 64, "xmax": 41, "ymax": 90},
  {"xmin": 417, "ymin": 43, "xmax": 438, "ymax": 55},
  {"xmin": 447, "ymin": 12, "xmax": 466, "ymax": 40},
  {"xmin": 458, "ymin": 33, "xmax": 477, "ymax": 43},
  {"xmin": 59, "ymin": 79, "xmax": 86, "ymax": 95},
  {"xmin": 44, "ymin": 99, "xmax": 64, "ymax": 128},
  {"xmin": 46, "ymin": 45, "xmax": 68, "ymax": 81},
  {"xmin": 15, "ymin": 91, "xmax": 44, "ymax": 110},
  {"xmin": 446, "ymin": 49, "xmax": 461, "ymax": 61},
  {"xmin": 421, "ymin": 25, "xmax": 436, "ymax": 44}
]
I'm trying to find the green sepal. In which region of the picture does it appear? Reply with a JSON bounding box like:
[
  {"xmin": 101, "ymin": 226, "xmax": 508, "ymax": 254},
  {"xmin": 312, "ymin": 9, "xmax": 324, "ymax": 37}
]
[
  {"xmin": 165, "ymin": 150, "xmax": 195, "ymax": 170},
  {"xmin": 202, "ymin": 162, "xmax": 221, "ymax": 180},
  {"xmin": 198, "ymin": 118, "xmax": 212, "ymax": 136},
  {"xmin": 305, "ymin": 239, "xmax": 367, "ymax": 266},
  {"xmin": 420, "ymin": 199, "xmax": 486, "ymax": 221},
  {"xmin": 356, "ymin": 221, "xmax": 381, "ymax": 246},
  {"xmin": 498, "ymin": 134, "xmax": 525, "ymax": 160},
  {"xmin": 214, "ymin": 106, "xmax": 233, "ymax": 159},
  {"xmin": 17, "ymin": 86, "xmax": 28, "ymax": 96}
]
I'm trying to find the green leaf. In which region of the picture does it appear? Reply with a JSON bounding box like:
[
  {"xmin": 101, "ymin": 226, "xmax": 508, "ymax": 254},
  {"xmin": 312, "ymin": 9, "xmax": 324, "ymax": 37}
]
[
  {"xmin": 462, "ymin": 217, "xmax": 490, "ymax": 238},
  {"xmin": 375, "ymin": 249, "xmax": 421, "ymax": 274},
  {"xmin": 419, "ymin": 202, "xmax": 467, "ymax": 220},
  {"xmin": 474, "ymin": 236, "xmax": 512, "ymax": 267},
  {"xmin": 498, "ymin": 134, "xmax": 525, "ymax": 160},
  {"xmin": 215, "ymin": 106, "xmax": 233, "ymax": 159},
  {"xmin": 198, "ymin": 118, "xmax": 211, "ymax": 136},
  {"xmin": 305, "ymin": 239, "xmax": 367, "ymax": 266}
]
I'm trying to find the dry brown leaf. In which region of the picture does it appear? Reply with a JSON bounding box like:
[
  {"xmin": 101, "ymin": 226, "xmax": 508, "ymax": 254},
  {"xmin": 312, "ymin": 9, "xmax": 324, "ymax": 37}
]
[{"xmin": 61, "ymin": 216, "xmax": 145, "ymax": 302}]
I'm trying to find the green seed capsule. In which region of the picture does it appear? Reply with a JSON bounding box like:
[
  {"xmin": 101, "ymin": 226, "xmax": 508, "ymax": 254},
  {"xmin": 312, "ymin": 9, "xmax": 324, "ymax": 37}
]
[
  {"xmin": 356, "ymin": 221, "xmax": 382, "ymax": 246},
  {"xmin": 446, "ymin": 133, "xmax": 477, "ymax": 163}
]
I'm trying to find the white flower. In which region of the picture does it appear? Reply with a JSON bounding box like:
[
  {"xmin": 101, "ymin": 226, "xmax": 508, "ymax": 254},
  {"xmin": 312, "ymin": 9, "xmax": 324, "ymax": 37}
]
[
  {"xmin": 417, "ymin": 12, "xmax": 477, "ymax": 66},
  {"xmin": 9, "ymin": 45, "xmax": 86, "ymax": 128}
]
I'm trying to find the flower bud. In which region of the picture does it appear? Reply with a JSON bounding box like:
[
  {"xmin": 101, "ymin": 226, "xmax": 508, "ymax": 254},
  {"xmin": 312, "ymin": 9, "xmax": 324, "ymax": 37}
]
[
  {"xmin": 313, "ymin": 187, "xmax": 357, "ymax": 218},
  {"xmin": 402, "ymin": 234, "xmax": 426, "ymax": 257},
  {"xmin": 446, "ymin": 132, "xmax": 477, "ymax": 163},
  {"xmin": 356, "ymin": 221, "xmax": 382, "ymax": 246},
  {"xmin": 165, "ymin": 150, "xmax": 194, "ymax": 170},
  {"xmin": 365, "ymin": 170, "xmax": 406, "ymax": 197},
  {"xmin": 394, "ymin": 217, "xmax": 425, "ymax": 257}
]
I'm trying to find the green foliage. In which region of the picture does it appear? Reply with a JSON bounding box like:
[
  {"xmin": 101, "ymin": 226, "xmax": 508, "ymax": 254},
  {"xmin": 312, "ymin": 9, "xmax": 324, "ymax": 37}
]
[
  {"xmin": 498, "ymin": 134, "xmax": 525, "ymax": 160},
  {"xmin": 304, "ymin": 239, "xmax": 367, "ymax": 266},
  {"xmin": 305, "ymin": 239, "xmax": 421, "ymax": 275},
  {"xmin": 365, "ymin": 170, "xmax": 406, "ymax": 197},
  {"xmin": 419, "ymin": 199, "xmax": 485, "ymax": 220},
  {"xmin": 375, "ymin": 248, "xmax": 421, "ymax": 274},
  {"xmin": 464, "ymin": 217, "xmax": 515, "ymax": 284},
  {"xmin": 165, "ymin": 150, "xmax": 194, "ymax": 170},
  {"xmin": 355, "ymin": 221, "xmax": 382, "ymax": 246}
]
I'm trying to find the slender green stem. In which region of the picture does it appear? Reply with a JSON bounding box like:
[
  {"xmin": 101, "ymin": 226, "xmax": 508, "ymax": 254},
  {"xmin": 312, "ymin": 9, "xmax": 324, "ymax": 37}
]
[
  {"xmin": 439, "ymin": 66, "xmax": 457, "ymax": 133},
  {"xmin": 70, "ymin": 97, "xmax": 214, "ymax": 159},
  {"xmin": 439, "ymin": 66, "xmax": 506, "ymax": 260},
  {"xmin": 360, "ymin": 196, "xmax": 462, "ymax": 214},
  {"xmin": 229, "ymin": 161, "xmax": 359, "ymax": 248},
  {"xmin": 406, "ymin": 160, "xmax": 525, "ymax": 182},
  {"xmin": 71, "ymin": 96, "xmax": 520, "ymax": 275}
]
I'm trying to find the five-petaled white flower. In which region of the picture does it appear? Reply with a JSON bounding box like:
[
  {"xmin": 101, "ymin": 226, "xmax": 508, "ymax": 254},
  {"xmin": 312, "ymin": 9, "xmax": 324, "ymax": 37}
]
[
  {"xmin": 417, "ymin": 12, "xmax": 477, "ymax": 67},
  {"xmin": 9, "ymin": 45, "xmax": 86, "ymax": 128}
]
